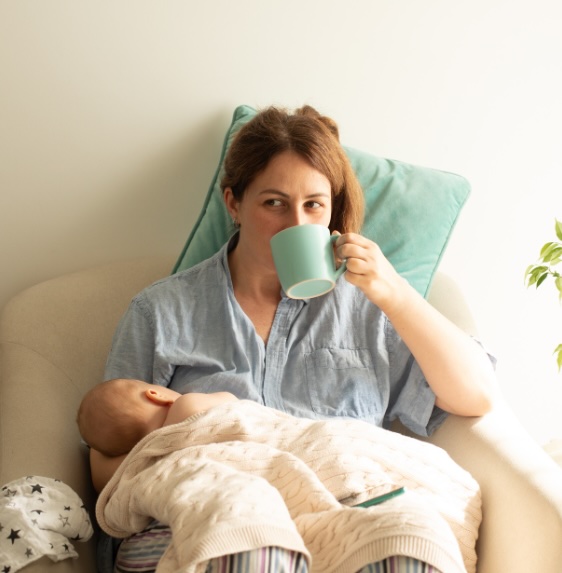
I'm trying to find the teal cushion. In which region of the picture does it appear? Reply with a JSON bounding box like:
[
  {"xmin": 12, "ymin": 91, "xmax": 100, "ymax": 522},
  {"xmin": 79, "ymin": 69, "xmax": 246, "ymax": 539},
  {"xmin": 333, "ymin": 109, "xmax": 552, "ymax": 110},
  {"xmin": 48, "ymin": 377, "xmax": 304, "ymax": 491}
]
[{"xmin": 173, "ymin": 105, "xmax": 470, "ymax": 297}]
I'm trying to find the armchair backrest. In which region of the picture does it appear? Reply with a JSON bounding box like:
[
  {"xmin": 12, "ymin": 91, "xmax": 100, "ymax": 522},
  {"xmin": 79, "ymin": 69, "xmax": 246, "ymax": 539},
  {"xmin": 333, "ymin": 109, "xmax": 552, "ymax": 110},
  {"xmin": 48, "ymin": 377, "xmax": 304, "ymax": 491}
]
[{"xmin": 0, "ymin": 257, "xmax": 174, "ymax": 572}]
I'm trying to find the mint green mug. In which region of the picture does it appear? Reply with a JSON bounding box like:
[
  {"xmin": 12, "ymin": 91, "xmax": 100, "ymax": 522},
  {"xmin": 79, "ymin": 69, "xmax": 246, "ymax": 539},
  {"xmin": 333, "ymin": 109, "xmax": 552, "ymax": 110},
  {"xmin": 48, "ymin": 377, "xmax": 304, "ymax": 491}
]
[{"xmin": 270, "ymin": 224, "xmax": 346, "ymax": 299}]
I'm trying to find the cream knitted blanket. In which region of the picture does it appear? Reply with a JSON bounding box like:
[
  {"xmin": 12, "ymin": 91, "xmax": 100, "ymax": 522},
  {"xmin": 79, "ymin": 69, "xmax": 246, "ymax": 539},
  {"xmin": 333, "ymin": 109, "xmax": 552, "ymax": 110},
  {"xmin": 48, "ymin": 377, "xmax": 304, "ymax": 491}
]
[{"xmin": 96, "ymin": 401, "xmax": 481, "ymax": 573}]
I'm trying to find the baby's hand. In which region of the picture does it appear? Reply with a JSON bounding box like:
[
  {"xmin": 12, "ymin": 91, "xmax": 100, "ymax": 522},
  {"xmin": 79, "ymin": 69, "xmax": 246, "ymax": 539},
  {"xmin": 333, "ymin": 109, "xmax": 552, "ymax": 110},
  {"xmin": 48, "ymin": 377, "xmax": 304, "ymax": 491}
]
[{"xmin": 164, "ymin": 391, "xmax": 238, "ymax": 426}]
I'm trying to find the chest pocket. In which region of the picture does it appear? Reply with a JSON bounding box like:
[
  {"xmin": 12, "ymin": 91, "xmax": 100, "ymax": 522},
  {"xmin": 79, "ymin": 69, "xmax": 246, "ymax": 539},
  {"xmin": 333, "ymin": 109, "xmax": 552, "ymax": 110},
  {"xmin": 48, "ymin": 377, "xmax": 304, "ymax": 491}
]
[{"xmin": 304, "ymin": 347, "xmax": 381, "ymax": 419}]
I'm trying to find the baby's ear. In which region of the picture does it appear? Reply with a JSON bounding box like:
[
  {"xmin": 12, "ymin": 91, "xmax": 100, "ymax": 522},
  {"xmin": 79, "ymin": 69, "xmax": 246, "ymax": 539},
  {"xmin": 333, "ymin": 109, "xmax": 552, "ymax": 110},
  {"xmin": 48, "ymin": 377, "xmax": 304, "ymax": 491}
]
[{"xmin": 145, "ymin": 388, "xmax": 175, "ymax": 406}]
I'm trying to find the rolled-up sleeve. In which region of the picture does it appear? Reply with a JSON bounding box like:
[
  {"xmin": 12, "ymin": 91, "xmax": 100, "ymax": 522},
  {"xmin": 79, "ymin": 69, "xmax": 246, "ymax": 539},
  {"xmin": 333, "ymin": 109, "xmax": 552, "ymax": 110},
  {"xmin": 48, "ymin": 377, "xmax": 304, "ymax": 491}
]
[
  {"xmin": 104, "ymin": 295, "xmax": 158, "ymax": 384},
  {"xmin": 383, "ymin": 319, "xmax": 448, "ymax": 437}
]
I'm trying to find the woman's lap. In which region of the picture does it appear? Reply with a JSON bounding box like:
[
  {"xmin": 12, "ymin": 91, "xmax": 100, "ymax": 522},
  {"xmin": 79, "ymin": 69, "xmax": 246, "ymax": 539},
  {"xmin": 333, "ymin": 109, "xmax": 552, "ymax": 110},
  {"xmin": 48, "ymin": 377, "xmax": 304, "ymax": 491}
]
[
  {"xmin": 113, "ymin": 522, "xmax": 172, "ymax": 573},
  {"xmin": 114, "ymin": 528, "xmax": 441, "ymax": 573}
]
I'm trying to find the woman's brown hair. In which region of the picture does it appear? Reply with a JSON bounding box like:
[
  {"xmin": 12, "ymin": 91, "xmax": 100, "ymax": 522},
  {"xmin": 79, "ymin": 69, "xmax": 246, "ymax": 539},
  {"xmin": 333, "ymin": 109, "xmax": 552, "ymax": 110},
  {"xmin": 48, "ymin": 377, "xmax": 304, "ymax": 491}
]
[{"xmin": 221, "ymin": 105, "xmax": 364, "ymax": 234}]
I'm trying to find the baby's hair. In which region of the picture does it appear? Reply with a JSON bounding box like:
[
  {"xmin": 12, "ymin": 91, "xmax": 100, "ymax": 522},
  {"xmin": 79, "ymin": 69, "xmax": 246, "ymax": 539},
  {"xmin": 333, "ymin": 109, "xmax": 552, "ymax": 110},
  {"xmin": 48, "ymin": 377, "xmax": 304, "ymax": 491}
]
[{"xmin": 77, "ymin": 379, "xmax": 149, "ymax": 457}]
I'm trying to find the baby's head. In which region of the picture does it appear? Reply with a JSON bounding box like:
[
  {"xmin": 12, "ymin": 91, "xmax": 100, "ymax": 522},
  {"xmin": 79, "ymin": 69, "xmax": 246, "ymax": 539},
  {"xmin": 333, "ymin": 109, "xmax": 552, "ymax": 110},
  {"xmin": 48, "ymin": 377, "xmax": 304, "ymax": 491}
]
[{"xmin": 77, "ymin": 379, "xmax": 179, "ymax": 457}]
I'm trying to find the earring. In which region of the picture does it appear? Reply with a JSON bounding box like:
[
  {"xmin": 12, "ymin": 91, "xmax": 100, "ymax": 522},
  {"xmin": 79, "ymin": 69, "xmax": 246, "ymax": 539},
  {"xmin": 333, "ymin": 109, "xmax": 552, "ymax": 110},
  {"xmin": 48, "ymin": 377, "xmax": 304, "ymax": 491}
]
[{"xmin": 233, "ymin": 217, "xmax": 240, "ymax": 228}]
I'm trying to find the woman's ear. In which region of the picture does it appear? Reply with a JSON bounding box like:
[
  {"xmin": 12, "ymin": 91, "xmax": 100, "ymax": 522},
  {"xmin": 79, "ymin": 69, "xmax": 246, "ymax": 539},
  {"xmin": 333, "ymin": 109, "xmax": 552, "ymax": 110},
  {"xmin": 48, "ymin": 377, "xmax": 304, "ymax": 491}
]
[
  {"xmin": 145, "ymin": 388, "xmax": 175, "ymax": 406},
  {"xmin": 223, "ymin": 187, "xmax": 240, "ymax": 222}
]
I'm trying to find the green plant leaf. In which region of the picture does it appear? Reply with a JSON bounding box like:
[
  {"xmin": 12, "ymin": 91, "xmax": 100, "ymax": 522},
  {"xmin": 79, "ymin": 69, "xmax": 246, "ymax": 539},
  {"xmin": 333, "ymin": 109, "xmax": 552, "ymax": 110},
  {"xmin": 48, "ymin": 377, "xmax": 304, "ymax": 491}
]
[
  {"xmin": 536, "ymin": 271, "xmax": 549, "ymax": 288},
  {"xmin": 540, "ymin": 241, "xmax": 558, "ymax": 259},
  {"xmin": 526, "ymin": 265, "xmax": 549, "ymax": 287},
  {"xmin": 547, "ymin": 256, "xmax": 562, "ymax": 267},
  {"xmin": 532, "ymin": 265, "xmax": 549, "ymax": 275},
  {"xmin": 556, "ymin": 219, "xmax": 562, "ymax": 242},
  {"xmin": 525, "ymin": 269, "xmax": 538, "ymax": 286},
  {"xmin": 556, "ymin": 276, "xmax": 562, "ymax": 302},
  {"xmin": 555, "ymin": 344, "xmax": 562, "ymax": 372},
  {"xmin": 541, "ymin": 243, "xmax": 562, "ymax": 263}
]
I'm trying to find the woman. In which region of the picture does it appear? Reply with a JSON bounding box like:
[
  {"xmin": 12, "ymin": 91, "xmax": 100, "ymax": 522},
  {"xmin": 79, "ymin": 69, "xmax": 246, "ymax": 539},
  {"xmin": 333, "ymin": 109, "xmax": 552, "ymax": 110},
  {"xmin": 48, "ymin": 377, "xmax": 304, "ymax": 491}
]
[{"xmin": 92, "ymin": 105, "xmax": 496, "ymax": 573}]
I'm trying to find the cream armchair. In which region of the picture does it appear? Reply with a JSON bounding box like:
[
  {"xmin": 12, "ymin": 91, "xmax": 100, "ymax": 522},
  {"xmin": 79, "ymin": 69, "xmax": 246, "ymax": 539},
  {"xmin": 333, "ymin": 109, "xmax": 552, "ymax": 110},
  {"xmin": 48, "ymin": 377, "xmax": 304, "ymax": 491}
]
[{"xmin": 1, "ymin": 257, "xmax": 562, "ymax": 573}]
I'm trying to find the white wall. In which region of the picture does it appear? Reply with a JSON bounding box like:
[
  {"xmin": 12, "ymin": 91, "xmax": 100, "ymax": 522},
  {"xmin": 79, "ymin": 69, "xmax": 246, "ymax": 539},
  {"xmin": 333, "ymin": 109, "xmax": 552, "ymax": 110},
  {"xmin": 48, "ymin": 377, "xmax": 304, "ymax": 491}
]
[{"xmin": 1, "ymin": 0, "xmax": 561, "ymax": 443}]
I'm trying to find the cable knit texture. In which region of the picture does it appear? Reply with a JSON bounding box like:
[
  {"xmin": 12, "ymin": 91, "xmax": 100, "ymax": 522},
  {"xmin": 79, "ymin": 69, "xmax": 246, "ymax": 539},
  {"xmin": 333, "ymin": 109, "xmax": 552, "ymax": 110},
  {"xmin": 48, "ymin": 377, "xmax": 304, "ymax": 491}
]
[{"xmin": 96, "ymin": 401, "xmax": 480, "ymax": 573}]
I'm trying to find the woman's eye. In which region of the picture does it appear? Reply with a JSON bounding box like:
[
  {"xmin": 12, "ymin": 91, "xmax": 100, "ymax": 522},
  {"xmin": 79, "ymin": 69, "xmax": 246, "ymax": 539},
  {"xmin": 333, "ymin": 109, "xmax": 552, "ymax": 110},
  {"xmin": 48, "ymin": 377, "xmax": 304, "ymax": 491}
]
[
  {"xmin": 265, "ymin": 199, "xmax": 283, "ymax": 207},
  {"xmin": 306, "ymin": 201, "xmax": 322, "ymax": 209}
]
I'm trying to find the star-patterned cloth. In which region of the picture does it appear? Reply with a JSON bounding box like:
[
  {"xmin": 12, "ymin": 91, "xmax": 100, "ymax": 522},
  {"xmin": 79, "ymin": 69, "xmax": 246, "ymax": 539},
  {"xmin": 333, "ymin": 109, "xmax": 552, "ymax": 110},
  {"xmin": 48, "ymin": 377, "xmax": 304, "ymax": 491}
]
[{"xmin": 0, "ymin": 476, "xmax": 93, "ymax": 573}]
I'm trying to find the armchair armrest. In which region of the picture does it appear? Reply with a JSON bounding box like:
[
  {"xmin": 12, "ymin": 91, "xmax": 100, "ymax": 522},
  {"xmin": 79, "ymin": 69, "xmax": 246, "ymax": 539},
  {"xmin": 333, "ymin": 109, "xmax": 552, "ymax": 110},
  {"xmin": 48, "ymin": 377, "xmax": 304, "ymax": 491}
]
[
  {"xmin": 426, "ymin": 272, "xmax": 562, "ymax": 572},
  {"xmin": 428, "ymin": 405, "xmax": 562, "ymax": 573}
]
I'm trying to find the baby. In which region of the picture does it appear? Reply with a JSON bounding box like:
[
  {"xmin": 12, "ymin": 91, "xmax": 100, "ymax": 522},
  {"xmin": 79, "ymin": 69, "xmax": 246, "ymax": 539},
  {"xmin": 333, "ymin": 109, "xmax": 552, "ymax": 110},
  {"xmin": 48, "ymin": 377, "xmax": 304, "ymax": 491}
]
[
  {"xmin": 79, "ymin": 380, "xmax": 478, "ymax": 573},
  {"xmin": 77, "ymin": 378, "xmax": 237, "ymax": 457}
]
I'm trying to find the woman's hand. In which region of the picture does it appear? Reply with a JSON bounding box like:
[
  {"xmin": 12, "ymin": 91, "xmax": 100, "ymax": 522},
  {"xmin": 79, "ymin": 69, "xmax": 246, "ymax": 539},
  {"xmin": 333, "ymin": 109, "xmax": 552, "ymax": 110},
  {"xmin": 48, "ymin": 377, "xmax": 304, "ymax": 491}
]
[{"xmin": 334, "ymin": 232, "xmax": 409, "ymax": 313}]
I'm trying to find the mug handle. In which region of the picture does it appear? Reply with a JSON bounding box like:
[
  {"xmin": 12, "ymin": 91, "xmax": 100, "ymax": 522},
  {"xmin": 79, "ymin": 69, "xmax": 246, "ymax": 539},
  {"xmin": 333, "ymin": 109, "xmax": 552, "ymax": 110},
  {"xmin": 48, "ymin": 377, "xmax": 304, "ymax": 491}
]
[{"xmin": 330, "ymin": 235, "xmax": 347, "ymax": 278}]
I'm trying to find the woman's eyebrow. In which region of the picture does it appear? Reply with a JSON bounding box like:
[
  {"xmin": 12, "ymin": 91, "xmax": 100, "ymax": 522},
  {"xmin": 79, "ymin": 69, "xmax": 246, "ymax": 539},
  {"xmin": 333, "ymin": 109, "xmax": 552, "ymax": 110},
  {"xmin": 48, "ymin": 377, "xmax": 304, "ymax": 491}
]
[
  {"xmin": 258, "ymin": 189, "xmax": 330, "ymax": 199},
  {"xmin": 257, "ymin": 189, "xmax": 289, "ymax": 197}
]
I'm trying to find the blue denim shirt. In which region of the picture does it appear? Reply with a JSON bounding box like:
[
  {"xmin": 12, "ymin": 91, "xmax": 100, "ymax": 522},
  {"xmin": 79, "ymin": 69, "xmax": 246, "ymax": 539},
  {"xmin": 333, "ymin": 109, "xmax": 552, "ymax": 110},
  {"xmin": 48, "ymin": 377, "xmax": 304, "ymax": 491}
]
[{"xmin": 105, "ymin": 240, "xmax": 447, "ymax": 437}]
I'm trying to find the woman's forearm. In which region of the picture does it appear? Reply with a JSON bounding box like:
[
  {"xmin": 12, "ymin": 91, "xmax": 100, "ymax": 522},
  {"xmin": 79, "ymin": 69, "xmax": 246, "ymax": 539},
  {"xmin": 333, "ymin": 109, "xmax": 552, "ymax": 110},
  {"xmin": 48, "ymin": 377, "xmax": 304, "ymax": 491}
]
[
  {"xmin": 384, "ymin": 281, "xmax": 497, "ymax": 417},
  {"xmin": 90, "ymin": 448, "xmax": 126, "ymax": 493}
]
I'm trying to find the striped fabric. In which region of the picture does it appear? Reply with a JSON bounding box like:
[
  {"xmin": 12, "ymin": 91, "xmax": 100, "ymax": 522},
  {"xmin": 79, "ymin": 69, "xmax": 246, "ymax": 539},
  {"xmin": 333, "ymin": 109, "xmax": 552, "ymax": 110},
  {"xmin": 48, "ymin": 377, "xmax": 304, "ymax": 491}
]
[
  {"xmin": 116, "ymin": 532, "xmax": 441, "ymax": 573},
  {"xmin": 114, "ymin": 521, "xmax": 171, "ymax": 573},
  {"xmin": 357, "ymin": 556, "xmax": 442, "ymax": 573},
  {"xmin": 204, "ymin": 547, "xmax": 309, "ymax": 573}
]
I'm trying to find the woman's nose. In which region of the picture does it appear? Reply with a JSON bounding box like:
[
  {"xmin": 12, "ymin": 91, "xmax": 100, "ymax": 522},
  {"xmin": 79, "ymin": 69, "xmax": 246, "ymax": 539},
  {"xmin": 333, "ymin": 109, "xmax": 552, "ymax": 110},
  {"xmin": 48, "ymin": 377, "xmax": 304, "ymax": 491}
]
[{"xmin": 287, "ymin": 208, "xmax": 307, "ymax": 228}]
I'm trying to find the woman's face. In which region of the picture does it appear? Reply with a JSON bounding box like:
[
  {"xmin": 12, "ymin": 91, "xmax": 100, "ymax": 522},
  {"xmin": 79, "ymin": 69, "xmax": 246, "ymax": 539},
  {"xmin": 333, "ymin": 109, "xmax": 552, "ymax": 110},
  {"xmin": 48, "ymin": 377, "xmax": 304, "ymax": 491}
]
[{"xmin": 224, "ymin": 151, "xmax": 332, "ymax": 269}]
